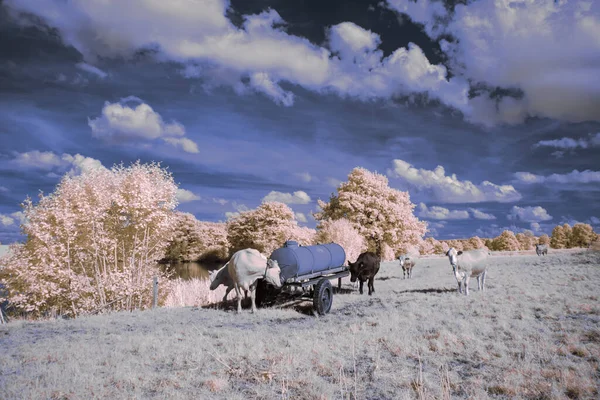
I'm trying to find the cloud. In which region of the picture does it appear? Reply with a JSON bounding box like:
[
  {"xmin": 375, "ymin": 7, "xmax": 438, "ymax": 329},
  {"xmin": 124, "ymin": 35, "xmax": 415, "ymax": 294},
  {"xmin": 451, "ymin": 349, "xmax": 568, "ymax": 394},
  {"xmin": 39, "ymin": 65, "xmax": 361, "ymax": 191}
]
[
  {"xmin": 388, "ymin": 159, "xmax": 522, "ymax": 203},
  {"xmin": 0, "ymin": 214, "xmax": 15, "ymax": 226},
  {"xmin": 295, "ymin": 212, "xmax": 307, "ymax": 223},
  {"xmin": 88, "ymin": 98, "xmax": 199, "ymax": 153},
  {"xmin": 262, "ymin": 190, "xmax": 311, "ymax": 205},
  {"xmin": 385, "ymin": 0, "xmax": 600, "ymax": 125},
  {"xmin": 514, "ymin": 170, "xmax": 600, "ymax": 185},
  {"xmin": 5, "ymin": 1, "xmax": 471, "ymax": 118},
  {"xmin": 0, "ymin": 186, "xmax": 8, "ymax": 192},
  {"xmin": 534, "ymin": 132, "xmax": 600, "ymax": 151},
  {"xmin": 507, "ymin": 206, "xmax": 553, "ymax": 223},
  {"xmin": 212, "ymin": 198, "xmax": 228, "ymax": 206},
  {"xmin": 326, "ymin": 177, "xmax": 342, "ymax": 188},
  {"xmin": 468, "ymin": 208, "xmax": 496, "ymax": 220},
  {"xmin": 176, "ymin": 188, "xmax": 201, "ymax": 203},
  {"xmin": 11, "ymin": 151, "xmax": 106, "ymax": 176},
  {"xmin": 295, "ymin": 172, "xmax": 314, "ymax": 183},
  {"xmin": 75, "ymin": 62, "xmax": 108, "ymax": 78},
  {"xmin": 590, "ymin": 216, "xmax": 600, "ymax": 224},
  {"xmin": 417, "ymin": 203, "xmax": 469, "ymax": 220}
]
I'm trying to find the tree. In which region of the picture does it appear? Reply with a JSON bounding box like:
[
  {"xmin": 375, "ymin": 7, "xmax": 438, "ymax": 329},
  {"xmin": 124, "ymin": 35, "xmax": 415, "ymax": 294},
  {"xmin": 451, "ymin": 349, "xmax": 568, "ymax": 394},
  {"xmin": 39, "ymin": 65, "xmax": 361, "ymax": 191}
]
[
  {"xmin": 550, "ymin": 225, "xmax": 567, "ymax": 249},
  {"xmin": 226, "ymin": 202, "xmax": 315, "ymax": 257},
  {"xmin": 515, "ymin": 232, "xmax": 536, "ymax": 251},
  {"xmin": 315, "ymin": 218, "xmax": 366, "ymax": 264},
  {"xmin": 467, "ymin": 236, "xmax": 485, "ymax": 250},
  {"xmin": 0, "ymin": 161, "xmax": 178, "ymax": 318},
  {"xmin": 562, "ymin": 223, "xmax": 573, "ymax": 248},
  {"xmin": 492, "ymin": 230, "xmax": 520, "ymax": 251},
  {"xmin": 538, "ymin": 234, "xmax": 550, "ymax": 246},
  {"xmin": 570, "ymin": 223, "xmax": 596, "ymax": 248},
  {"xmin": 314, "ymin": 167, "xmax": 427, "ymax": 260}
]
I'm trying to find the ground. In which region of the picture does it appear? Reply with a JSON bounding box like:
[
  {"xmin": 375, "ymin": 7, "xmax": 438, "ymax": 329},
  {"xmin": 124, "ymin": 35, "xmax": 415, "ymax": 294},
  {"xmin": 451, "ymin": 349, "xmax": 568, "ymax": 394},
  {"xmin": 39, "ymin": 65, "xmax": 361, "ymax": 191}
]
[{"xmin": 1, "ymin": 249, "xmax": 599, "ymax": 399}]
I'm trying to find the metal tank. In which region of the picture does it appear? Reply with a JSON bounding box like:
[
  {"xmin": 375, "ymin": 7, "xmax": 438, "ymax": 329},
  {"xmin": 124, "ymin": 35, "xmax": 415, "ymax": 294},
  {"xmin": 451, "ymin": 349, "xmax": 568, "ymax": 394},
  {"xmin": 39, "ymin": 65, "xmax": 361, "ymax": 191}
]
[{"xmin": 269, "ymin": 240, "xmax": 346, "ymax": 282}]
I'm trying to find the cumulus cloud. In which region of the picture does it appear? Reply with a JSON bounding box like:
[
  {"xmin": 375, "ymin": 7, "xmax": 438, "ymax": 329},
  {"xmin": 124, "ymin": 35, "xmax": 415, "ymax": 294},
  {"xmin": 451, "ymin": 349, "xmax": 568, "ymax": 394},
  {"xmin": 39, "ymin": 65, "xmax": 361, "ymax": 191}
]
[
  {"xmin": 417, "ymin": 203, "xmax": 469, "ymax": 220},
  {"xmin": 176, "ymin": 189, "xmax": 201, "ymax": 203},
  {"xmin": 385, "ymin": 0, "xmax": 600, "ymax": 125},
  {"xmin": 0, "ymin": 186, "xmax": 8, "ymax": 192},
  {"xmin": 0, "ymin": 214, "xmax": 14, "ymax": 226},
  {"xmin": 212, "ymin": 198, "xmax": 228, "ymax": 206},
  {"xmin": 88, "ymin": 97, "xmax": 199, "ymax": 153},
  {"xmin": 295, "ymin": 212, "xmax": 307, "ymax": 223},
  {"xmin": 11, "ymin": 151, "xmax": 106, "ymax": 176},
  {"xmin": 262, "ymin": 190, "xmax": 311, "ymax": 205},
  {"xmin": 534, "ymin": 132, "xmax": 600, "ymax": 151},
  {"xmin": 514, "ymin": 170, "xmax": 600, "ymax": 185},
  {"xmin": 508, "ymin": 206, "xmax": 553, "ymax": 223},
  {"xmin": 0, "ymin": 211, "xmax": 24, "ymax": 227},
  {"xmin": 388, "ymin": 159, "xmax": 522, "ymax": 203},
  {"xmin": 326, "ymin": 177, "xmax": 342, "ymax": 188},
  {"xmin": 5, "ymin": 0, "xmax": 471, "ymax": 118},
  {"xmin": 295, "ymin": 172, "xmax": 314, "ymax": 183},
  {"xmin": 468, "ymin": 208, "xmax": 496, "ymax": 220}
]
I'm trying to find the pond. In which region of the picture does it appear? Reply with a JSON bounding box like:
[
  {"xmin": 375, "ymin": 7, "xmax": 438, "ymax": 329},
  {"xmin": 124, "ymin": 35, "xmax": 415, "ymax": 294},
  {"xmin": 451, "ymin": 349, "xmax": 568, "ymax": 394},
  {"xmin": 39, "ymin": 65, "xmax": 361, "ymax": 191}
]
[{"xmin": 160, "ymin": 260, "xmax": 226, "ymax": 280}]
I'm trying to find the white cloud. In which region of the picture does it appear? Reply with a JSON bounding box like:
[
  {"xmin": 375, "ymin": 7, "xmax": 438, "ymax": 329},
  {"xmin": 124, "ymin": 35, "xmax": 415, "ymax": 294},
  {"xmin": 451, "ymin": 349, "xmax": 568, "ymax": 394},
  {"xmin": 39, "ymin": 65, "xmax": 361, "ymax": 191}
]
[
  {"xmin": 468, "ymin": 208, "xmax": 496, "ymax": 220},
  {"xmin": 388, "ymin": 159, "xmax": 522, "ymax": 203},
  {"xmin": 262, "ymin": 190, "xmax": 311, "ymax": 205},
  {"xmin": 75, "ymin": 62, "xmax": 108, "ymax": 78},
  {"xmin": 225, "ymin": 211, "xmax": 240, "ymax": 220},
  {"xmin": 417, "ymin": 203, "xmax": 469, "ymax": 220},
  {"xmin": 295, "ymin": 212, "xmax": 307, "ymax": 223},
  {"xmin": 295, "ymin": 172, "xmax": 313, "ymax": 183},
  {"xmin": 590, "ymin": 216, "xmax": 600, "ymax": 224},
  {"xmin": 326, "ymin": 177, "xmax": 342, "ymax": 188},
  {"xmin": 514, "ymin": 170, "xmax": 600, "ymax": 185},
  {"xmin": 385, "ymin": 0, "xmax": 600, "ymax": 125},
  {"xmin": 508, "ymin": 206, "xmax": 553, "ymax": 223},
  {"xmin": 0, "ymin": 214, "xmax": 15, "ymax": 226},
  {"xmin": 385, "ymin": 0, "xmax": 448, "ymax": 37},
  {"xmin": 12, "ymin": 151, "xmax": 106, "ymax": 176},
  {"xmin": 88, "ymin": 98, "xmax": 199, "ymax": 153},
  {"xmin": 212, "ymin": 198, "xmax": 228, "ymax": 206},
  {"xmin": 534, "ymin": 133, "xmax": 600, "ymax": 151},
  {"xmin": 176, "ymin": 189, "xmax": 201, "ymax": 203},
  {"xmin": 9, "ymin": 211, "xmax": 26, "ymax": 225},
  {"xmin": 0, "ymin": 186, "xmax": 8, "ymax": 192}
]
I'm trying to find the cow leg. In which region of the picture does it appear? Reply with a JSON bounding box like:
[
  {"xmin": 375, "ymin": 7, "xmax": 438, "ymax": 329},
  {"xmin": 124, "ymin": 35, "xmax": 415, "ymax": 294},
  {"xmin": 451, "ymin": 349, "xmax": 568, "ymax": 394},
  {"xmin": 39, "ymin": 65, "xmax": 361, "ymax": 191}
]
[
  {"xmin": 223, "ymin": 286, "xmax": 233, "ymax": 303},
  {"xmin": 481, "ymin": 270, "xmax": 487, "ymax": 291},
  {"xmin": 368, "ymin": 277, "xmax": 375, "ymax": 295},
  {"xmin": 464, "ymin": 276, "xmax": 470, "ymax": 296},
  {"xmin": 402, "ymin": 268, "xmax": 406, "ymax": 279},
  {"xmin": 234, "ymin": 284, "xmax": 243, "ymax": 313},
  {"xmin": 359, "ymin": 280, "xmax": 364, "ymax": 295},
  {"xmin": 250, "ymin": 288, "xmax": 257, "ymax": 313}
]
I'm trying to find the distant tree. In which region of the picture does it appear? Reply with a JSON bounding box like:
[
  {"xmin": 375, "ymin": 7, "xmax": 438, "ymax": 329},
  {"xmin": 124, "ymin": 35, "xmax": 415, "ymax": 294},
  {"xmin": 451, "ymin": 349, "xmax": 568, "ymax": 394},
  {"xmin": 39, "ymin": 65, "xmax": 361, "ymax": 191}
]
[
  {"xmin": 550, "ymin": 225, "xmax": 567, "ymax": 249},
  {"xmin": 419, "ymin": 237, "xmax": 437, "ymax": 255},
  {"xmin": 437, "ymin": 240, "xmax": 450, "ymax": 254},
  {"xmin": 316, "ymin": 218, "xmax": 366, "ymax": 264},
  {"xmin": 446, "ymin": 239, "xmax": 464, "ymax": 251},
  {"xmin": 570, "ymin": 223, "xmax": 596, "ymax": 248},
  {"xmin": 0, "ymin": 162, "xmax": 178, "ymax": 318},
  {"xmin": 538, "ymin": 234, "xmax": 550, "ymax": 246},
  {"xmin": 516, "ymin": 232, "xmax": 536, "ymax": 251},
  {"xmin": 227, "ymin": 202, "xmax": 315, "ymax": 257},
  {"xmin": 484, "ymin": 238, "xmax": 494, "ymax": 250},
  {"xmin": 562, "ymin": 223, "xmax": 574, "ymax": 248},
  {"xmin": 164, "ymin": 214, "xmax": 229, "ymax": 262},
  {"xmin": 467, "ymin": 236, "xmax": 485, "ymax": 250},
  {"xmin": 314, "ymin": 167, "xmax": 426, "ymax": 260},
  {"xmin": 492, "ymin": 230, "xmax": 520, "ymax": 251}
]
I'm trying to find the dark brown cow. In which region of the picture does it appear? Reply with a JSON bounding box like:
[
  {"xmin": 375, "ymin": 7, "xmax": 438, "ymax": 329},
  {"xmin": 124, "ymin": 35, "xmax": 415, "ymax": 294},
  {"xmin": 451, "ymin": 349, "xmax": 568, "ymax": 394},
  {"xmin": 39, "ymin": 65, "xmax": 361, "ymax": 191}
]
[{"xmin": 348, "ymin": 252, "xmax": 381, "ymax": 295}]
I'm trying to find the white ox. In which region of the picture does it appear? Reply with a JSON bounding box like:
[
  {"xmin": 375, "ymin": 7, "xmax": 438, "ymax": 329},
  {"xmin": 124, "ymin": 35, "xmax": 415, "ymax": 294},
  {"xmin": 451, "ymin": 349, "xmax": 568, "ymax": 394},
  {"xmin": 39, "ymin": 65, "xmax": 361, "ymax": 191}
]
[
  {"xmin": 227, "ymin": 248, "xmax": 282, "ymax": 313},
  {"xmin": 398, "ymin": 254, "xmax": 417, "ymax": 279},
  {"xmin": 445, "ymin": 247, "xmax": 489, "ymax": 296},
  {"xmin": 209, "ymin": 262, "xmax": 248, "ymax": 303}
]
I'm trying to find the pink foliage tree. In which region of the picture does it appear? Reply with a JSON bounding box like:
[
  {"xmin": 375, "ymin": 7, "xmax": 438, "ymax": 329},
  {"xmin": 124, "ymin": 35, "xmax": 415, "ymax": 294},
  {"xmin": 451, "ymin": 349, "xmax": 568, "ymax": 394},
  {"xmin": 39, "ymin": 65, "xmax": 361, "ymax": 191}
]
[
  {"xmin": 226, "ymin": 202, "xmax": 316, "ymax": 257},
  {"xmin": 314, "ymin": 167, "xmax": 427, "ymax": 261},
  {"xmin": 0, "ymin": 161, "xmax": 178, "ymax": 318},
  {"xmin": 164, "ymin": 212, "xmax": 229, "ymax": 262},
  {"xmin": 316, "ymin": 218, "xmax": 366, "ymax": 264},
  {"xmin": 491, "ymin": 230, "xmax": 521, "ymax": 251}
]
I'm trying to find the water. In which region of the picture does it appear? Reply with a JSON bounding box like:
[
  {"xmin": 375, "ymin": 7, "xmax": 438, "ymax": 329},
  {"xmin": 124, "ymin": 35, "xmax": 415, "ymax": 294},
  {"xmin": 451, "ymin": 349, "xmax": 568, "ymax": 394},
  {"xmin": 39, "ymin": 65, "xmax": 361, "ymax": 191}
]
[{"xmin": 160, "ymin": 261, "xmax": 226, "ymax": 280}]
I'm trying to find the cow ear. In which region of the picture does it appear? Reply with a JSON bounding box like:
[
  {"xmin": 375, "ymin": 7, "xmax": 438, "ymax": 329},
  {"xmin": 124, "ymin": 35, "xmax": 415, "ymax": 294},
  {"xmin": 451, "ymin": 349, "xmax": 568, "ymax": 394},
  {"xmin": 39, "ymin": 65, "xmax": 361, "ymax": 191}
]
[{"xmin": 457, "ymin": 251, "xmax": 463, "ymax": 255}]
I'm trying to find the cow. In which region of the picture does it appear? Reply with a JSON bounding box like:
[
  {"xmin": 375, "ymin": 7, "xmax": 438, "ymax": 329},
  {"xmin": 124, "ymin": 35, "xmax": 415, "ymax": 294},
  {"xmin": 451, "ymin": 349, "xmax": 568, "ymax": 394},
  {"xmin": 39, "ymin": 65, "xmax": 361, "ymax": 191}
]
[
  {"xmin": 348, "ymin": 252, "xmax": 381, "ymax": 295},
  {"xmin": 227, "ymin": 248, "xmax": 282, "ymax": 313},
  {"xmin": 398, "ymin": 254, "xmax": 416, "ymax": 279},
  {"xmin": 445, "ymin": 247, "xmax": 489, "ymax": 296},
  {"xmin": 535, "ymin": 244, "xmax": 548, "ymax": 256},
  {"xmin": 209, "ymin": 262, "xmax": 248, "ymax": 302}
]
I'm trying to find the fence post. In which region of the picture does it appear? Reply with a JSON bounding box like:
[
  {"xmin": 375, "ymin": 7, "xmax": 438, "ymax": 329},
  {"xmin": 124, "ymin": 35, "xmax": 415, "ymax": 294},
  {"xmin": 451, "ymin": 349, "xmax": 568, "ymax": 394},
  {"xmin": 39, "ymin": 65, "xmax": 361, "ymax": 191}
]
[
  {"xmin": 153, "ymin": 276, "xmax": 159, "ymax": 309},
  {"xmin": 0, "ymin": 307, "xmax": 6, "ymax": 324}
]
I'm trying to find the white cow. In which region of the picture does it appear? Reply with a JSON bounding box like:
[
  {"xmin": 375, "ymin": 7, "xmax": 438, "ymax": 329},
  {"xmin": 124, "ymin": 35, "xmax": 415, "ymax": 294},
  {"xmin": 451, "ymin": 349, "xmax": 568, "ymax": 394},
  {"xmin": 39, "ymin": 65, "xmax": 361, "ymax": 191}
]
[
  {"xmin": 398, "ymin": 254, "xmax": 416, "ymax": 279},
  {"xmin": 535, "ymin": 244, "xmax": 548, "ymax": 256},
  {"xmin": 227, "ymin": 248, "xmax": 282, "ymax": 313},
  {"xmin": 209, "ymin": 262, "xmax": 247, "ymax": 302},
  {"xmin": 445, "ymin": 247, "xmax": 489, "ymax": 296}
]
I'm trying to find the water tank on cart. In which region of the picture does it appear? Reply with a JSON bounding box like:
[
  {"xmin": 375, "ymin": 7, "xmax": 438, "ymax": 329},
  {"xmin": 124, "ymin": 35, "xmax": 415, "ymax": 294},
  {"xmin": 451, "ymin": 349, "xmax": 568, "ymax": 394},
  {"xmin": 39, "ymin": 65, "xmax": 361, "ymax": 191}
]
[{"xmin": 270, "ymin": 241, "xmax": 346, "ymax": 282}]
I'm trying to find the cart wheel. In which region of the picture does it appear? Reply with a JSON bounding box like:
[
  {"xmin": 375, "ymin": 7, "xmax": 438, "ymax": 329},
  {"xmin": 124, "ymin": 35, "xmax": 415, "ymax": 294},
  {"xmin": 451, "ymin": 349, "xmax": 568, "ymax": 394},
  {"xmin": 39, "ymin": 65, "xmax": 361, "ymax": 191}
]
[{"xmin": 313, "ymin": 279, "xmax": 333, "ymax": 315}]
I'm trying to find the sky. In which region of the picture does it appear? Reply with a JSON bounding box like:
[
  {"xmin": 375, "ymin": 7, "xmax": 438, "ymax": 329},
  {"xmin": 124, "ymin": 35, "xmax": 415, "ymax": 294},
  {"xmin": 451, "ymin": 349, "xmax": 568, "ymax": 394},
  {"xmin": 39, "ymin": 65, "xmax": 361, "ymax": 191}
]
[{"xmin": 0, "ymin": 0, "xmax": 599, "ymax": 244}]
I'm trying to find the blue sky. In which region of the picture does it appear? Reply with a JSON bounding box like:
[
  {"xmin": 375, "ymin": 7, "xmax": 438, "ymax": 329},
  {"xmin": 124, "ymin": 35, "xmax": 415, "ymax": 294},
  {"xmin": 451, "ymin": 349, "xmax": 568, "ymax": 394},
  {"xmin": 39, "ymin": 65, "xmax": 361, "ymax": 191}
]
[{"xmin": 1, "ymin": 0, "xmax": 599, "ymax": 243}]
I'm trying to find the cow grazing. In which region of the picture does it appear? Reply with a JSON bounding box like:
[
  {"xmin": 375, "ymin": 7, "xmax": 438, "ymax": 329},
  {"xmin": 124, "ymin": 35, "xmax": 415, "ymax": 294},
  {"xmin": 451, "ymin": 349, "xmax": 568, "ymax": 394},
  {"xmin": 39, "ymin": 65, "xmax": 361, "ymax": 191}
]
[
  {"xmin": 398, "ymin": 254, "xmax": 416, "ymax": 279},
  {"xmin": 348, "ymin": 252, "xmax": 381, "ymax": 295},
  {"xmin": 227, "ymin": 248, "xmax": 282, "ymax": 313},
  {"xmin": 209, "ymin": 262, "xmax": 248, "ymax": 302},
  {"xmin": 535, "ymin": 244, "xmax": 548, "ymax": 256},
  {"xmin": 445, "ymin": 247, "xmax": 489, "ymax": 296}
]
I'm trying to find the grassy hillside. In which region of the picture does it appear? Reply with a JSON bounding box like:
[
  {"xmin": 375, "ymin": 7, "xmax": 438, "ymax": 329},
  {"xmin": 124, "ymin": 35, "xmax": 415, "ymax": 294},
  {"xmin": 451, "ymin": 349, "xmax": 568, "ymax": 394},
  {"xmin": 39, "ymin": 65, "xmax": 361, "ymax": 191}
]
[{"xmin": 1, "ymin": 250, "xmax": 599, "ymax": 399}]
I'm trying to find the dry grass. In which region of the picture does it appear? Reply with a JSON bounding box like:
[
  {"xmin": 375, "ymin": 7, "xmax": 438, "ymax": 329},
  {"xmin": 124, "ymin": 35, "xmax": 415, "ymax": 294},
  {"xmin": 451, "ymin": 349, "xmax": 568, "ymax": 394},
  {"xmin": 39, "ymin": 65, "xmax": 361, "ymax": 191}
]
[
  {"xmin": 163, "ymin": 278, "xmax": 228, "ymax": 308},
  {"xmin": 1, "ymin": 250, "xmax": 599, "ymax": 399}
]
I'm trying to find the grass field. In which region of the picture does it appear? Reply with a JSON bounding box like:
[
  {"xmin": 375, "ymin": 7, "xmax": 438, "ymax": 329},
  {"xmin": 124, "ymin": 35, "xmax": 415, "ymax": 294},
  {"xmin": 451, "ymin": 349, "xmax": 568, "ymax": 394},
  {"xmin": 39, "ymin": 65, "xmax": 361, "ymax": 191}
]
[{"xmin": 1, "ymin": 249, "xmax": 599, "ymax": 399}]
